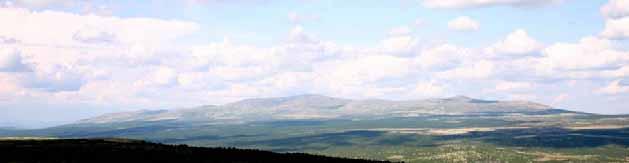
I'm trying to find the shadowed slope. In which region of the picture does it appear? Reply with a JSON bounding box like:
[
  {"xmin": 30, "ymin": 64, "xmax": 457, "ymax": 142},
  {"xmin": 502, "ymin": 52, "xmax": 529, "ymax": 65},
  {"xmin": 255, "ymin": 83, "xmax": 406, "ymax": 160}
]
[{"xmin": 0, "ymin": 138, "xmax": 390, "ymax": 163}]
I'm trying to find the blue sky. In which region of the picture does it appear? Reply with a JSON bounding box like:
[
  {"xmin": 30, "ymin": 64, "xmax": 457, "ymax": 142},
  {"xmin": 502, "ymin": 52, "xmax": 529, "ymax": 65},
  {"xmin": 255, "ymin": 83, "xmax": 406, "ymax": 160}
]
[
  {"xmin": 62, "ymin": 0, "xmax": 607, "ymax": 46},
  {"xmin": 122, "ymin": 1, "xmax": 603, "ymax": 45},
  {"xmin": 1, "ymin": 0, "xmax": 629, "ymax": 128}
]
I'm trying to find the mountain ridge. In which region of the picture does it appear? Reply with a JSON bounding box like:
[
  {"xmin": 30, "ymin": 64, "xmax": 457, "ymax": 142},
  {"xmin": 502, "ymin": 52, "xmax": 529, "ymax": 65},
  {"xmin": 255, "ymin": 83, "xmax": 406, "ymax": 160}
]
[{"xmin": 76, "ymin": 94, "xmax": 568, "ymax": 125}]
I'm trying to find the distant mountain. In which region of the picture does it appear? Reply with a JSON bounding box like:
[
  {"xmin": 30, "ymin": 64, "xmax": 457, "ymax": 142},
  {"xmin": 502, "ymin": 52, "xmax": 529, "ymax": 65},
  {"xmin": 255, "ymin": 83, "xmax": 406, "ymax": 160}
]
[
  {"xmin": 77, "ymin": 95, "xmax": 568, "ymax": 125},
  {"xmin": 2, "ymin": 95, "xmax": 625, "ymax": 163},
  {"xmin": 0, "ymin": 95, "xmax": 629, "ymax": 162}
]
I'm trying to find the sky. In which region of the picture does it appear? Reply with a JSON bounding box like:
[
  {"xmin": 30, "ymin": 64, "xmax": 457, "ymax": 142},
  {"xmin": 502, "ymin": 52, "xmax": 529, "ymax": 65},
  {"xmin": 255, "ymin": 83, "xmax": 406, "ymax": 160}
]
[{"xmin": 1, "ymin": 0, "xmax": 629, "ymax": 128}]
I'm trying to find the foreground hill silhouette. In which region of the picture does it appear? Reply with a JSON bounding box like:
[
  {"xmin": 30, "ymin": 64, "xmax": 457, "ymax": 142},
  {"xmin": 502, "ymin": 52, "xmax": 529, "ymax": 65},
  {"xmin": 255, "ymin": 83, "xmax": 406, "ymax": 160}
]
[{"xmin": 0, "ymin": 138, "xmax": 390, "ymax": 163}]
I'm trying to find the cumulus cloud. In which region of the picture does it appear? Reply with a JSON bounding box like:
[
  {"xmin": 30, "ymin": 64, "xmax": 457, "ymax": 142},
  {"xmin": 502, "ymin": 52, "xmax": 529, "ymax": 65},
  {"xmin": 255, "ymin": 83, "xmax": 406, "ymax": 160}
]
[
  {"xmin": 602, "ymin": 65, "xmax": 629, "ymax": 78},
  {"xmin": 495, "ymin": 81, "xmax": 534, "ymax": 91},
  {"xmin": 550, "ymin": 93, "xmax": 569, "ymax": 106},
  {"xmin": 3, "ymin": 0, "xmax": 629, "ymax": 120},
  {"xmin": 448, "ymin": 16, "xmax": 480, "ymax": 32},
  {"xmin": 0, "ymin": 48, "xmax": 29, "ymax": 72},
  {"xmin": 0, "ymin": 36, "xmax": 19, "ymax": 44},
  {"xmin": 601, "ymin": 17, "xmax": 629, "ymax": 39},
  {"xmin": 601, "ymin": 0, "xmax": 629, "ymax": 19},
  {"xmin": 185, "ymin": 25, "xmax": 429, "ymax": 100},
  {"xmin": 318, "ymin": 55, "xmax": 412, "ymax": 86},
  {"xmin": 422, "ymin": 0, "xmax": 565, "ymax": 9},
  {"xmin": 486, "ymin": 29, "xmax": 543, "ymax": 56},
  {"xmin": 1, "ymin": 0, "xmax": 76, "ymax": 8},
  {"xmin": 536, "ymin": 36, "xmax": 629, "ymax": 71},
  {"xmin": 257, "ymin": 72, "xmax": 314, "ymax": 94},
  {"xmin": 0, "ymin": 73, "xmax": 22, "ymax": 98},
  {"xmin": 436, "ymin": 60, "xmax": 494, "ymax": 79},
  {"xmin": 0, "ymin": 6, "xmax": 199, "ymax": 96},
  {"xmin": 138, "ymin": 67, "xmax": 179, "ymax": 87},
  {"xmin": 598, "ymin": 80, "xmax": 629, "ymax": 95},
  {"xmin": 19, "ymin": 64, "xmax": 86, "ymax": 92},
  {"xmin": 72, "ymin": 25, "xmax": 116, "ymax": 44},
  {"xmin": 380, "ymin": 35, "xmax": 418, "ymax": 55},
  {"xmin": 415, "ymin": 44, "xmax": 471, "ymax": 70},
  {"xmin": 0, "ymin": 7, "xmax": 199, "ymax": 46},
  {"xmin": 410, "ymin": 81, "xmax": 446, "ymax": 98},
  {"xmin": 288, "ymin": 25, "xmax": 318, "ymax": 44}
]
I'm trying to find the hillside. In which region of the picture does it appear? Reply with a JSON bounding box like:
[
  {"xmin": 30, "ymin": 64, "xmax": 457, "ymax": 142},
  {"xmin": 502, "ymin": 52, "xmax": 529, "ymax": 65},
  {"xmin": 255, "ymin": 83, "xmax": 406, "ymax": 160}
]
[
  {"xmin": 76, "ymin": 95, "xmax": 564, "ymax": 125},
  {"xmin": 2, "ymin": 95, "xmax": 628, "ymax": 162},
  {"xmin": 0, "ymin": 138, "xmax": 389, "ymax": 163}
]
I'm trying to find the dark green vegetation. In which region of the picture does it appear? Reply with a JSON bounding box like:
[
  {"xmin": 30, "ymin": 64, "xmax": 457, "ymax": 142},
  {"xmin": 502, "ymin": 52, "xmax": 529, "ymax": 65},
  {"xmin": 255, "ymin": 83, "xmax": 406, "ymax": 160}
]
[
  {"xmin": 2, "ymin": 95, "xmax": 629, "ymax": 162},
  {"xmin": 0, "ymin": 138, "xmax": 390, "ymax": 163}
]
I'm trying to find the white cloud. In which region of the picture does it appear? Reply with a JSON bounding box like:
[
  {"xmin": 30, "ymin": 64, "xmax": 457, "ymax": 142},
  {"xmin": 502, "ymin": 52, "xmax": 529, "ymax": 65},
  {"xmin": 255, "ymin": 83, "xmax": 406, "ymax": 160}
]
[
  {"xmin": 551, "ymin": 93, "xmax": 569, "ymax": 106},
  {"xmin": 190, "ymin": 40, "xmax": 278, "ymax": 68},
  {"xmin": 536, "ymin": 36, "xmax": 629, "ymax": 71},
  {"xmin": 288, "ymin": 25, "xmax": 318, "ymax": 44},
  {"xmin": 256, "ymin": 72, "xmax": 315, "ymax": 95},
  {"xmin": 381, "ymin": 23, "xmax": 422, "ymax": 56},
  {"xmin": 495, "ymin": 81, "xmax": 534, "ymax": 91},
  {"xmin": 0, "ymin": 36, "xmax": 19, "ymax": 44},
  {"xmin": 410, "ymin": 81, "xmax": 446, "ymax": 98},
  {"xmin": 602, "ymin": 65, "xmax": 629, "ymax": 78},
  {"xmin": 1, "ymin": 0, "xmax": 76, "ymax": 8},
  {"xmin": 19, "ymin": 64, "xmax": 86, "ymax": 92},
  {"xmin": 176, "ymin": 71, "xmax": 226, "ymax": 91},
  {"xmin": 436, "ymin": 60, "xmax": 494, "ymax": 79},
  {"xmin": 0, "ymin": 73, "xmax": 22, "ymax": 99},
  {"xmin": 598, "ymin": 80, "xmax": 629, "ymax": 95},
  {"xmin": 0, "ymin": 48, "xmax": 29, "ymax": 72},
  {"xmin": 187, "ymin": 42, "xmax": 283, "ymax": 83},
  {"xmin": 415, "ymin": 44, "xmax": 471, "ymax": 70},
  {"xmin": 380, "ymin": 35, "xmax": 418, "ymax": 55},
  {"xmin": 209, "ymin": 66, "xmax": 275, "ymax": 82},
  {"xmin": 318, "ymin": 55, "xmax": 412, "ymax": 86},
  {"xmin": 486, "ymin": 29, "xmax": 543, "ymax": 56},
  {"xmin": 0, "ymin": 6, "xmax": 199, "ymax": 96},
  {"xmin": 152, "ymin": 67, "xmax": 179, "ymax": 86},
  {"xmin": 185, "ymin": 26, "xmax": 427, "ymax": 101},
  {"xmin": 422, "ymin": 0, "xmax": 565, "ymax": 9},
  {"xmin": 601, "ymin": 17, "xmax": 629, "ymax": 39},
  {"xmin": 601, "ymin": 0, "xmax": 629, "ymax": 19},
  {"xmin": 4, "ymin": 1, "xmax": 629, "ymax": 124},
  {"xmin": 448, "ymin": 16, "xmax": 480, "ymax": 32},
  {"xmin": 72, "ymin": 25, "xmax": 116, "ymax": 44},
  {"xmin": 0, "ymin": 7, "xmax": 199, "ymax": 46}
]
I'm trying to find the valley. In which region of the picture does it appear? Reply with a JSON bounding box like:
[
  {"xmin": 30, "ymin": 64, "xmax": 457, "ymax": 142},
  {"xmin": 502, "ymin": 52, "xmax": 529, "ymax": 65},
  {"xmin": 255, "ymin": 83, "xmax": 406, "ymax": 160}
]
[{"xmin": 2, "ymin": 95, "xmax": 628, "ymax": 162}]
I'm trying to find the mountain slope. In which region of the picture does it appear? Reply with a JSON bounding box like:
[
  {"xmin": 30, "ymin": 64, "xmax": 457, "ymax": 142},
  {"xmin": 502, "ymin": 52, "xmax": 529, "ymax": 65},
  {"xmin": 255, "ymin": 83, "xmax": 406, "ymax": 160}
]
[
  {"xmin": 76, "ymin": 95, "xmax": 566, "ymax": 125},
  {"xmin": 2, "ymin": 95, "xmax": 626, "ymax": 163}
]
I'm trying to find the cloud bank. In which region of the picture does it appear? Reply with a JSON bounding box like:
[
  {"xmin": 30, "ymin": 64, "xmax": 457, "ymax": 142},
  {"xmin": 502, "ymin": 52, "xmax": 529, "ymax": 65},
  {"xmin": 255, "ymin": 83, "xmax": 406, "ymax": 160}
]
[{"xmin": 1, "ymin": 0, "xmax": 629, "ymax": 128}]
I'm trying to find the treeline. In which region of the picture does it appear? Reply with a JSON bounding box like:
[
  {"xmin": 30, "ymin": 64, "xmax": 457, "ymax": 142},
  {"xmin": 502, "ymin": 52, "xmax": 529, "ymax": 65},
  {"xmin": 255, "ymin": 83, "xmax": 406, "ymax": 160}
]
[{"xmin": 0, "ymin": 138, "xmax": 392, "ymax": 163}]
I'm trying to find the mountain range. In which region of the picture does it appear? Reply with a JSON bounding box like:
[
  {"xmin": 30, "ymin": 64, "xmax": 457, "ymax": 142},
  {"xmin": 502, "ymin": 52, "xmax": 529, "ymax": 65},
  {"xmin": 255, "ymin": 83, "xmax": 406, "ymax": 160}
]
[
  {"xmin": 2, "ymin": 94, "xmax": 629, "ymax": 162},
  {"xmin": 77, "ymin": 94, "xmax": 567, "ymax": 125}
]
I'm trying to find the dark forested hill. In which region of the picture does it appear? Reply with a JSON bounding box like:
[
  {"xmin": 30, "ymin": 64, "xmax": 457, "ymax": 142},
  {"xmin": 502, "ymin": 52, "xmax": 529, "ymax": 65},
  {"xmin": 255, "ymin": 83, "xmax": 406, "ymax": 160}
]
[{"xmin": 0, "ymin": 138, "xmax": 390, "ymax": 163}]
